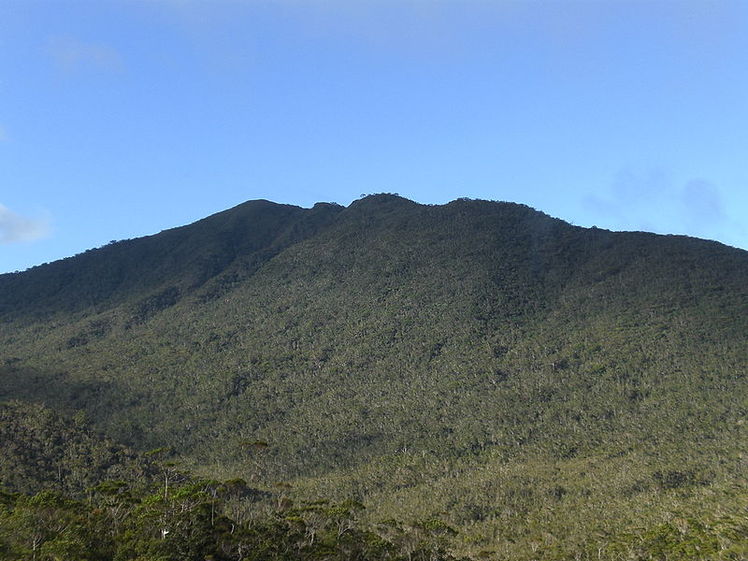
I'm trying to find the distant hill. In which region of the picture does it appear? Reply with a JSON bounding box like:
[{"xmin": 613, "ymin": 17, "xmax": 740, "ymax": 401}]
[
  {"xmin": 0, "ymin": 400, "xmax": 160, "ymax": 496},
  {"xmin": 1, "ymin": 194, "xmax": 746, "ymax": 560}
]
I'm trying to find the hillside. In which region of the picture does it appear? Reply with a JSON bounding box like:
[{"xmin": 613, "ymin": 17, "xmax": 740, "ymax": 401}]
[{"xmin": 1, "ymin": 194, "xmax": 746, "ymax": 560}]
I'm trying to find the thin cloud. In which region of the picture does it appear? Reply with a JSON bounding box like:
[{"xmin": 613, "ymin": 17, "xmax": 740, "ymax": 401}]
[
  {"xmin": 583, "ymin": 168, "xmax": 674, "ymax": 233},
  {"xmin": 0, "ymin": 125, "xmax": 8, "ymax": 142},
  {"xmin": 0, "ymin": 205, "xmax": 50, "ymax": 244},
  {"xmin": 49, "ymin": 36, "xmax": 123, "ymax": 74},
  {"xmin": 681, "ymin": 179, "xmax": 725, "ymax": 232},
  {"xmin": 142, "ymin": 1, "xmax": 741, "ymax": 65},
  {"xmin": 584, "ymin": 169, "xmax": 733, "ymax": 244}
]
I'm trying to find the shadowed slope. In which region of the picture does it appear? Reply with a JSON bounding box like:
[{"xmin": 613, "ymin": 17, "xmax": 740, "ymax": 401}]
[{"xmin": 0, "ymin": 199, "xmax": 343, "ymax": 320}]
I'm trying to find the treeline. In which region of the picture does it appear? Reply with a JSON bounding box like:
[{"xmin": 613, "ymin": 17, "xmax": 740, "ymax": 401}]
[
  {"xmin": 0, "ymin": 478, "xmax": 462, "ymax": 561},
  {"xmin": 2, "ymin": 476, "xmax": 745, "ymax": 561}
]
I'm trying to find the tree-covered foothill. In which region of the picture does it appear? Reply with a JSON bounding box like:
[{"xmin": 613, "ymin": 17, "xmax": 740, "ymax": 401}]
[
  {"xmin": 0, "ymin": 479, "xmax": 467, "ymax": 561},
  {"xmin": 0, "ymin": 406, "xmax": 745, "ymax": 561},
  {"xmin": 0, "ymin": 195, "xmax": 746, "ymax": 559},
  {"xmin": 0, "ymin": 402, "xmax": 461, "ymax": 560},
  {"xmin": 0, "ymin": 401, "xmax": 160, "ymax": 497}
]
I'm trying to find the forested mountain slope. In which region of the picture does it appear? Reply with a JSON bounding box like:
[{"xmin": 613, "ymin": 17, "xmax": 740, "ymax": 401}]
[
  {"xmin": 0, "ymin": 199, "xmax": 343, "ymax": 319},
  {"xmin": 1, "ymin": 194, "xmax": 746, "ymax": 559}
]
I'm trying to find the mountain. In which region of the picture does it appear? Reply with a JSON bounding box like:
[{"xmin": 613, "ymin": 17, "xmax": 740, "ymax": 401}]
[{"xmin": 1, "ymin": 194, "xmax": 746, "ymax": 560}]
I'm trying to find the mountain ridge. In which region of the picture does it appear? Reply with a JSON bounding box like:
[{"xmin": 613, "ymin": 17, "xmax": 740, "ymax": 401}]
[{"xmin": 3, "ymin": 193, "xmax": 743, "ymax": 317}]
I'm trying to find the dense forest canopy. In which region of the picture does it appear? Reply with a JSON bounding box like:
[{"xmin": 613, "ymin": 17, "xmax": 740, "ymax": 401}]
[{"xmin": 1, "ymin": 195, "xmax": 746, "ymax": 560}]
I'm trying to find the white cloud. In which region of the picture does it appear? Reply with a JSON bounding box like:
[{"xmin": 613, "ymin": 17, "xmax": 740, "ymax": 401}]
[
  {"xmin": 49, "ymin": 36, "xmax": 123, "ymax": 74},
  {"xmin": 0, "ymin": 205, "xmax": 50, "ymax": 244}
]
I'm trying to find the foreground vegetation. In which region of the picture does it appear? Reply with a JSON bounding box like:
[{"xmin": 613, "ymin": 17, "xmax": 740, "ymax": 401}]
[
  {"xmin": 1, "ymin": 402, "xmax": 746, "ymax": 561},
  {"xmin": 0, "ymin": 484, "xmax": 466, "ymax": 561},
  {"xmin": 1, "ymin": 195, "xmax": 746, "ymax": 559},
  {"xmin": 0, "ymin": 401, "xmax": 463, "ymax": 561},
  {"xmin": 3, "ymin": 481, "xmax": 745, "ymax": 561}
]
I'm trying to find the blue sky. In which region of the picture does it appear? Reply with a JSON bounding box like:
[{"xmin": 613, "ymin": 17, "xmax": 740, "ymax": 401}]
[{"xmin": 2, "ymin": 1, "xmax": 747, "ymax": 274}]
